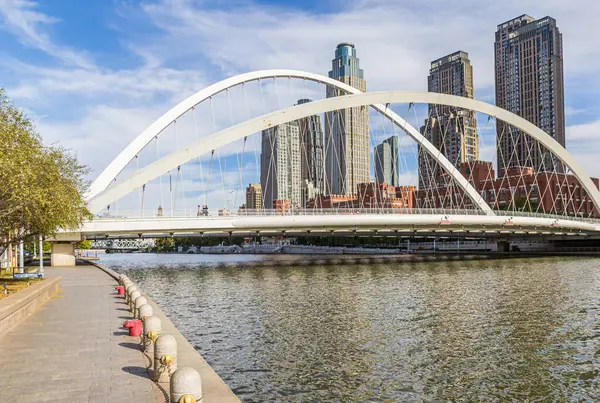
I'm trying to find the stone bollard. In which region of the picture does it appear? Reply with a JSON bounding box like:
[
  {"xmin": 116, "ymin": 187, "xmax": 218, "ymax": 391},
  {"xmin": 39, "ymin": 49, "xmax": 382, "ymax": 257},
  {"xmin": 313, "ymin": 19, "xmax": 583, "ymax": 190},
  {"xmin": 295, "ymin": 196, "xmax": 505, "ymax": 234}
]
[
  {"xmin": 119, "ymin": 275, "xmax": 129, "ymax": 285},
  {"xmin": 129, "ymin": 290, "xmax": 141, "ymax": 311},
  {"xmin": 139, "ymin": 304, "xmax": 154, "ymax": 321},
  {"xmin": 143, "ymin": 316, "xmax": 161, "ymax": 352},
  {"xmin": 134, "ymin": 296, "xmax": 148, "ymax": 318},
  {"xmin": 125, "ymin": 285, "xmax": 137, "ymax": 302},
  {"xmin": 153, "ymin": 334, "xmax": 177, "ymax": 383},
  {"xmin": 170, "ymin": 367, "xmax": 202, "ymax": 403}
]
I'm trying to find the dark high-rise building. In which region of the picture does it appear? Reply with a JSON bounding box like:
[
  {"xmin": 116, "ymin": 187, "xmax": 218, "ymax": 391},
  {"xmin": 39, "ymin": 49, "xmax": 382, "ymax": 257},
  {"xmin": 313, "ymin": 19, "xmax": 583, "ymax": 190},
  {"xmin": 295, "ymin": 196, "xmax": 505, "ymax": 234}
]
[
  {"xmin": 296, "ymin": 99, "xmax": 325, "ymax": 195},
  {"xmin": 418, "ymin": 51, "xmax": 479, "ymax": 189},
  {"xmin": 374, "ymin": 136, "xmax": 399, "ymax": 186},
  {"xmin": 494, "ymin": 15, "xmax": 565, "ymax": 173},
  {"xmin": 325, "ymin": 43, "xmax": 370, "ymax": 196}
]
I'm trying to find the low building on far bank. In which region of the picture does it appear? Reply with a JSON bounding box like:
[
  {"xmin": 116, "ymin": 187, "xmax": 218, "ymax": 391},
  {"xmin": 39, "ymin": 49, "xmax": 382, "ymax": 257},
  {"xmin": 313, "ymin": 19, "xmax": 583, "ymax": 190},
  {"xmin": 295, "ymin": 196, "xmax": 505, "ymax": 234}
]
[
  {"xmin": 306, "ymin": 182, "xmax": 416, "ymax": 210},
  {"xmin": 416, "ymin": 160, "xmax": 600, "ymax": 217}
]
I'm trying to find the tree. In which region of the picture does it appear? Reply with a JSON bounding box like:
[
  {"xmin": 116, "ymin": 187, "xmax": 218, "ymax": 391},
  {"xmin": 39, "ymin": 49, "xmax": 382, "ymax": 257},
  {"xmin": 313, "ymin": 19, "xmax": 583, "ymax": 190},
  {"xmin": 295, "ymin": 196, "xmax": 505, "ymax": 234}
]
[
  {"xmin": 77, "ymin": 240, "xmax": 92, "ymax": 249},
  {"xmin": 0, "ymin": 89, "xmax": 91, "ymax": 256}
]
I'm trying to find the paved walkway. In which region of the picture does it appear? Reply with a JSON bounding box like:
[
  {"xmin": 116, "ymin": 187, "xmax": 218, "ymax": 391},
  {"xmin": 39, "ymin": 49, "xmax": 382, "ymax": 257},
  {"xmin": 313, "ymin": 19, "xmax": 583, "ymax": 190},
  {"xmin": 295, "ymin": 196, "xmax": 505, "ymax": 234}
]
[{"xmin": 0, "ymin": 264, "xmax": 160, "ymax": 402}]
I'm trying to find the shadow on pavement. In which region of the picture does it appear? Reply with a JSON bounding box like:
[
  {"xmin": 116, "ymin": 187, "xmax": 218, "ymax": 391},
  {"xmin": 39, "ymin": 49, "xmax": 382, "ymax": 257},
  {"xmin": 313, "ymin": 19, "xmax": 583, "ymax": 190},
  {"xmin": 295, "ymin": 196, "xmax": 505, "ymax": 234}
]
[
  {"xmin": 122, "ymin": 366, "xmax": 150, "ymax": 379},
  {"xmin": 119, "ymin": 342, "xmax": 141, "ymax": 351}
]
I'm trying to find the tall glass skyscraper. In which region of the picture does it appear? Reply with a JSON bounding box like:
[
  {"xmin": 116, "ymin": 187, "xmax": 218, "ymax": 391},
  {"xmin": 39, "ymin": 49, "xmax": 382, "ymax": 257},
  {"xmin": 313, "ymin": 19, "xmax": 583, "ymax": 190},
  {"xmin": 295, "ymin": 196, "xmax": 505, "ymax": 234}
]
[
  {"xmin": 325, "ymin": 43, "xmax": 370, "ymax": 196},
  {"xmin": 374, "ymin": 136, "xmax": 399, "ymax": 186},
  {"xmin": 495, "ymin": 15, "xmax": 565, "ymax": 173},
  {"xmin": 418, "ymin": 51, "xmax": 479, "ymax": 190}
]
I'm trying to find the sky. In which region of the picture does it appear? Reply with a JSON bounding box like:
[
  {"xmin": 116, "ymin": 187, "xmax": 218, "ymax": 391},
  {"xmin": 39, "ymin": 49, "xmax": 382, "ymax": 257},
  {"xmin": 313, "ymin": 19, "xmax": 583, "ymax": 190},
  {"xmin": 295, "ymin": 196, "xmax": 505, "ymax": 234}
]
[{"xmin": 1, "ymin": 0, "xmax": 600, "ymax": 211}]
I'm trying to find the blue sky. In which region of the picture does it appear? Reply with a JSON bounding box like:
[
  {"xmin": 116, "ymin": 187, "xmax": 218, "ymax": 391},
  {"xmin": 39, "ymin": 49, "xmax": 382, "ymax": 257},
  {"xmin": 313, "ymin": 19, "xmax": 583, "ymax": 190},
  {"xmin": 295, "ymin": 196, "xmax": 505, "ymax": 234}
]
[{"xmin": 1, "ymin": 0, "xmax": 600, "ymax": 210}]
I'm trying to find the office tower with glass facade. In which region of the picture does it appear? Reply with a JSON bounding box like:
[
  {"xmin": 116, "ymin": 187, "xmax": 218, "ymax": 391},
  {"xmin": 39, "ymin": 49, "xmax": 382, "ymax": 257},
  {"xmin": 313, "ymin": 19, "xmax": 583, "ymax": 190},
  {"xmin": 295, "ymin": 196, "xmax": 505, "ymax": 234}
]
[
  {"xmin": 418, "ymin": 51, "xmax": 479, "ymax": 189},
  {"xmin": 495, "ymin": 15, "xmax": 565, "ymax": 173},
  {"xmin": 260, "ymin": 122, "xmax": 302, "ymax": 209},
  {"xmin": 374, "ymin": 136, "xmax": 399, "ymax": 186},
  {"xmin": 296, "ymin": 99, "xmax": 325, "ymax": 194},
  {"xmin": 245, "ymin": 183, "xmax": 262, "ymax": 210},
  {"xmin": 325, "ymin": 43, "xmax": 370, "ymax": 196}
]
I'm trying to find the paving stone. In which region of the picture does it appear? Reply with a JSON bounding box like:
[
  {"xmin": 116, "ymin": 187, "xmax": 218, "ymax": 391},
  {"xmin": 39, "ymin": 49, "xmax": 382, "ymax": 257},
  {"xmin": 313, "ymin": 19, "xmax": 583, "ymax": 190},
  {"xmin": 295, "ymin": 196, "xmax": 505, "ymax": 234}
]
[{"xmin": 0, "ymin": 265, "xmax": 157, "ymax": 402}]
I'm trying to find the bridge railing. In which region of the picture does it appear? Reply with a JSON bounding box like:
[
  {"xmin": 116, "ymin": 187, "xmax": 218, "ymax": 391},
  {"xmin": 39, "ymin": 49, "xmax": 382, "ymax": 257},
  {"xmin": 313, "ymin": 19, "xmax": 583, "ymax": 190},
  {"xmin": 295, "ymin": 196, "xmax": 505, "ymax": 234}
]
[
  {"xmin": 92, "ymin": 208, "xmax": 600, "ymax": 224},
  {"xmin": 94, "ymin": 207, "xmax": 488, "ymax": 219}
]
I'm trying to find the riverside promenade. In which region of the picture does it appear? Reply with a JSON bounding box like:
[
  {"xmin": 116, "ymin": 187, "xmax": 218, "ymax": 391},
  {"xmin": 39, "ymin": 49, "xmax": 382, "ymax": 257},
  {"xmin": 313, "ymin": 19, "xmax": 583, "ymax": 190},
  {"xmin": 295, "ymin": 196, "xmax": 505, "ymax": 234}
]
[
  {"xmin": 0, "ymin": 264, "xmax": 159, "ymax": 401},
  {"xmin": 0, "ymin": 262, "xmax": 239, "ymax": 402}
]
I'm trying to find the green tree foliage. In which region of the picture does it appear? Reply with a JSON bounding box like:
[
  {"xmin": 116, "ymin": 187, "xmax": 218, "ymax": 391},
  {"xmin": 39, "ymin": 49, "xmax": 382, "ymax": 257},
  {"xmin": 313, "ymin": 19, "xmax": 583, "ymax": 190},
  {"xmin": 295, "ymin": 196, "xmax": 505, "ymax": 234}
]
[
  {"xmin": 0, "ymin": 89, "xmax": 91, "ymax": 253},
  {"xmin": 77, "ymin": 240, "xmax": 92, "ymax": 249},
  {"xmin": 154, "ymin": 238, "xmax": 174, "ymax": 252}
]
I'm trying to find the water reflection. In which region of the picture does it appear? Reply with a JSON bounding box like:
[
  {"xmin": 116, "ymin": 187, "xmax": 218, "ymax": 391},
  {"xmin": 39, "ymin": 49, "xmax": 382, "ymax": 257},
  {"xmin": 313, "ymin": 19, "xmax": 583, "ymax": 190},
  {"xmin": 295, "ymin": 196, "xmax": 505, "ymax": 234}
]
[{"xmin": 100, "ymin": 254, "xmax": 600, "ymax": 401}]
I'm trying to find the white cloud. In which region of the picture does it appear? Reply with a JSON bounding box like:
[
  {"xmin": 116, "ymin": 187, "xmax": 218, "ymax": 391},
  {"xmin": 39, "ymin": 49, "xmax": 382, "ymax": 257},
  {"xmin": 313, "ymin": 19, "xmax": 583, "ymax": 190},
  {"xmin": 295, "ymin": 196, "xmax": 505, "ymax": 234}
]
[
  {"xmin": 0, "ymin": 0, "xmax": 94, "ymax": 68},
  {"xmin": 566, "ymin": 120, "xmax": 600, "ymax": 142}
]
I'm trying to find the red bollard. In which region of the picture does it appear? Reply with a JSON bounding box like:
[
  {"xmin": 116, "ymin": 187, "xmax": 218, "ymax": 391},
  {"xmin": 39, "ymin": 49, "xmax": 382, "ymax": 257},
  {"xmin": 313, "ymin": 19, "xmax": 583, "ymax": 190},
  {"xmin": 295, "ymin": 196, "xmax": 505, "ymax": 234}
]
[
  {"xmin": 115, "ymin": 286, "xmax": 125, "ymax": 296},
  {"xmin": 123, "ymin": 319, "xmax": 142, "ymax": 336}
]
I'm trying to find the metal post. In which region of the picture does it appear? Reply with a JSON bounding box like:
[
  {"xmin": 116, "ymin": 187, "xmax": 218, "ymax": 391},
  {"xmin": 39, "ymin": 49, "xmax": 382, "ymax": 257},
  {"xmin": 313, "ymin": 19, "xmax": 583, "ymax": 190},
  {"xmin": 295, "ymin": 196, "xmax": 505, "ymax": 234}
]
[
  {"xmin": 18, "ymin": 239, "xmax": 24, "ymax": 273},
  {"xmin": 39, "ymin": 235, "xmax": 44, "ymax": 275},
  {"xmin": 457, "ymin": 238, "xmax": 460, "ymax": 253},
  {"xmin": 433, "ymin": 238, "xmax": 436, "ymax": 253}
]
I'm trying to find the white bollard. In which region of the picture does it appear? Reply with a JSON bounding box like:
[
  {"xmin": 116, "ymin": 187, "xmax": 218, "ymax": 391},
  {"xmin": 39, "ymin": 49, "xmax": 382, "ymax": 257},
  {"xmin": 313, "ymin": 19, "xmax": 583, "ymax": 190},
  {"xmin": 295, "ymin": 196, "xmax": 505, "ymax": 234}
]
[
  {"xmin": 139, "ymin": 304, "xmax": 154, "ymax": 321},
  {"xmin": 143, "ymin": 316, "xmax": 162, "ymax": 352},
  {"xmin": 129, "ymin": 290, "xmax": 141, "ymax": 311},
  {"xmin": 125, "ymin": 285, "xmax": 137, "ymax": 302},
  {"xmin": 170, "ymin": 367, "xmax": 202, "ymax": 403},
  {"xmin": 153, "ymin": 334, "xmax": 177, "ymax": 383},
  {"xmin": 134, "ymin": 296, "xmax": 148, "ymax": 318}
]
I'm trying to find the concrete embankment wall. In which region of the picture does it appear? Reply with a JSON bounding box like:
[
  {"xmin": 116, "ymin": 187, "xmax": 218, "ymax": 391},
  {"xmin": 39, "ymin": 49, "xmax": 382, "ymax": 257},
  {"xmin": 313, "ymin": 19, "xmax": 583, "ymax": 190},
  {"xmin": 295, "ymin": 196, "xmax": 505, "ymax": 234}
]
[
  {"xmin": 83, "ymin": 259, "xmax": 240, "ymax": 403},
  {"xmin": 0, "ymin": 276, "xmax": 61, "ymax": 338}
]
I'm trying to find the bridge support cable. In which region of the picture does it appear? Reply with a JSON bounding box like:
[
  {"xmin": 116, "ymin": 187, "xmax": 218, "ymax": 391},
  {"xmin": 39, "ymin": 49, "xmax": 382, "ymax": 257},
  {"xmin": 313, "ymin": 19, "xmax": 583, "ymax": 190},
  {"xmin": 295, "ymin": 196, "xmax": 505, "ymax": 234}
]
[
  {"xmin": 417, "ymin": 105, "xmax": 446, "ymax": 212},
  {"xmin": 242, "ymin": 83, "xmax": 261, "ymax": 197},
  {"xmin": 155, "ymin": 137, "xmax": 165, "ymax": 211},
  {"xmin": 226, "ymin": 87, "xmax": 244, "ymax": 212},
  {"xmin": 135, "ymin": 155, "xmax": 142, "ymax": 215},
  {"xmin": 205, "ymin": 150, "xmax": 214, "ymax": 208},
  {"xmin": 168, "ymin": 168, "xmax": 173, "ymax": 217},
  {"xmin": 141, "ymin": 184, "xmax": 146, "ymax": 217},
  {"xmin": 192, "ymin": 106, "xmax": 206, "ymax": 214},
  {"xmin": 173, "ymin": 165, "xmax": 180, "ymax": 214},
  {"xmin": 172, "ymin": 120, "xmax": 187, "ymax": 215}
]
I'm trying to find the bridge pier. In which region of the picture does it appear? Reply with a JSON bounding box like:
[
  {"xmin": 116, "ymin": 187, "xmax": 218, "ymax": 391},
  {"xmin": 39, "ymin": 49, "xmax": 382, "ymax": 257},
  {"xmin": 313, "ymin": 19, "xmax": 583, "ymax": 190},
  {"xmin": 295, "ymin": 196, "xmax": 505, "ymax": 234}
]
[
  {"xmin": 48, "ymin": 233, "xmax": 82, "ymax": 266},
  {"xmin": 497, "ymin": 240, "xmax": 510, "ymax": 253}
]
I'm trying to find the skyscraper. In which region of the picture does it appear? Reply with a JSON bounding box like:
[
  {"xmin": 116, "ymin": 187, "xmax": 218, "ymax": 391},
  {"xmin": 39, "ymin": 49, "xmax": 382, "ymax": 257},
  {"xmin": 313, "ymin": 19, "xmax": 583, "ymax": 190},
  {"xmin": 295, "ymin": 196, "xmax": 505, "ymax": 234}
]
[
  {"xmin": 260, "ymin": 123, "xmax": 302, "ymax": 209},
  {"xmin": 296, "ymin": 99, "xmax": 325, "ymax": 194},
  {"xmin": 325, "ymin": 43, "xmax": 370, "ymax": 196},
  {"xmin": 418, "ymin": 51, "xmax": 479, "ymax": 189},
  {"xmin": 495, "ymin": 15, "xmax": 565, "ymax": 173},
  {"xmin": 374, "ymin": 136, "xmax": 399, "ymax": 186}
]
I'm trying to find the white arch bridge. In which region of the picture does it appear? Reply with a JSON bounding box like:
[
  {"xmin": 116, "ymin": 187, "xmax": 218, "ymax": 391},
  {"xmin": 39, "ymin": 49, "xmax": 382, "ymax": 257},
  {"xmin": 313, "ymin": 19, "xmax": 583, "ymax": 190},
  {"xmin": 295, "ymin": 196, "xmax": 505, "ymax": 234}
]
[{"xmin": 51, "ymin": 69, "xmax": 600, "ymax": 262}]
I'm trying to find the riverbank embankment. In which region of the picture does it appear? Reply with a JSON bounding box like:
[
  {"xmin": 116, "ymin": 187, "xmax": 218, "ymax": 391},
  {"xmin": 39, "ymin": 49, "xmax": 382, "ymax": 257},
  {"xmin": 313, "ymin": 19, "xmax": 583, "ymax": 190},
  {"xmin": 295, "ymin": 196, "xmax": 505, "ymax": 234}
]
[{"xmin": 85, "ymin": 259, "xmax": 240, "ymax": 402}]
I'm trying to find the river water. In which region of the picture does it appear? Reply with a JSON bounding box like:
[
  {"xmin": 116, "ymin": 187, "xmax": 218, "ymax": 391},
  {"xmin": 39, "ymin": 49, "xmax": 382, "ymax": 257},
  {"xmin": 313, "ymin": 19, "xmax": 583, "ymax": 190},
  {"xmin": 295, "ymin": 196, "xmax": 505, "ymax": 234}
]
[{"xmin": 100, "ymin": 253, "xmax": 600, "ymax": 401}]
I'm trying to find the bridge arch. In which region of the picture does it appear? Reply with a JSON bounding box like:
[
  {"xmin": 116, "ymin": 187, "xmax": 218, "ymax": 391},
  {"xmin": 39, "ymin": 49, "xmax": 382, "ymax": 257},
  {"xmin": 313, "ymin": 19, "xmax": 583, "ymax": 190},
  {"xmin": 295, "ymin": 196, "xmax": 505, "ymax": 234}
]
[
  {"xmin": 87, "ymin": 90, "xmax": 600, "ymax": 216},
  {"xmin": 87, "ymin": 69, "xmax": 492, "ymax": 215}
]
